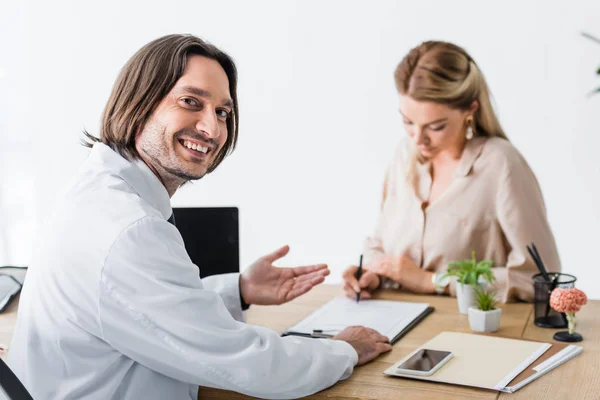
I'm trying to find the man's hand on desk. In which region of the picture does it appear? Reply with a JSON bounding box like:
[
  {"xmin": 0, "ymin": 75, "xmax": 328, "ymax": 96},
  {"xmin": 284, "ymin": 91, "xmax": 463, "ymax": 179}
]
[
  {"xmin": 239, "ymin": 245, "xmax": 330, "ymax": 306},
  {"xmin": 333, "ymin": 326, "xmax": 392, "ymax": 366}
]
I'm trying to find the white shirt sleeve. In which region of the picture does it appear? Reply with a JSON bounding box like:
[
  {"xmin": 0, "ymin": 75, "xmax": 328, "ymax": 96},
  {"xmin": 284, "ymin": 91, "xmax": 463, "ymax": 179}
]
[
  {"xmin": 201, "ymin": 273, "xmax": 245, "ymax": 322},
  {"xmin": 98, "ymin": 217, "xmax": 358, "ymax": 399}
]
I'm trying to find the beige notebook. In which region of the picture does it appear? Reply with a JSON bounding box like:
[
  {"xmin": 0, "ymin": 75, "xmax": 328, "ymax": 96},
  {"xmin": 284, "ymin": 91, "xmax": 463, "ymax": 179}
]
[{"xmin": 384, "ymin": 332, "xmax": 582, "ymax": 393}]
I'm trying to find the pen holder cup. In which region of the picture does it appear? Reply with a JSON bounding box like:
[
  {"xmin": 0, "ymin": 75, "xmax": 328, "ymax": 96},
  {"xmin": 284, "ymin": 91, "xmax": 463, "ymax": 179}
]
[{"xmin": 533, "ymin": 273, "xmax": 576, "ymax": 328}]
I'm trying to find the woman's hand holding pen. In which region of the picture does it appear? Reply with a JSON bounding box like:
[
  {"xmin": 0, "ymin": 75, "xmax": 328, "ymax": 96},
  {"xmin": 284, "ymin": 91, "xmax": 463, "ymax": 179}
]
[
  {"xmin": 342, "ymin": 265, "xmax": 380, "ymax": 300},
  {"xmin": 366, "ymin": 254, "xmax": 435, "ymax": 294}
]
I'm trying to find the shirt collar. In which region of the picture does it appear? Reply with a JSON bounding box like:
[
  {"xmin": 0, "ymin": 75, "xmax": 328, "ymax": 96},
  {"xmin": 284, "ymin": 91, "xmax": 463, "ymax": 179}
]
[
  {"xmin": 90, "ymin": 143, "xmax": 173, "ymax": 220},
  {"xmin": 414, "ymin": 137, "xmax": 486, "ymax": 201},
  {"xmin": 455, "ymin": 136, "xmax": 486, "ymax": 177}
]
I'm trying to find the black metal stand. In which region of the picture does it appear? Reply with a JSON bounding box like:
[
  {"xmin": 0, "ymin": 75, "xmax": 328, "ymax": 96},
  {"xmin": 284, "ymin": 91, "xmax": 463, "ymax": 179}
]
[{"xmin": 553, "ymin": 331, "xmax": 583, "ymax": 342}]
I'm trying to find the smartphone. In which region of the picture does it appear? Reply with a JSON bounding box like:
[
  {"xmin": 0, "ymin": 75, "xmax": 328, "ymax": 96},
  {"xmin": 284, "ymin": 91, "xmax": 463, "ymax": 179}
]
[{"xmin": 395, "ymin": 349, "xmax": 453, "ymax": 376}]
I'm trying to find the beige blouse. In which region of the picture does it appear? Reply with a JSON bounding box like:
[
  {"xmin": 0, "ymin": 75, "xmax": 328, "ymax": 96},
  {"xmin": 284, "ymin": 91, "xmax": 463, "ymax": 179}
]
[{"xmin": 364, "ymin": 136, "xmax": 561, "ymax": 303}]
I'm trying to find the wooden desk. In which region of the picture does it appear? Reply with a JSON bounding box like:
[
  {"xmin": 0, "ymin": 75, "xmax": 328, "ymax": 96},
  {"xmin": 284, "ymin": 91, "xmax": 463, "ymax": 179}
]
[
  {"xmin": 1, "ymin": 287, "xmax": 596, "ymax": 399},
  {"xmin": 0, "ymin": 295, "xmax": 19, "ymax": 359},
  {"xmin": 198, "ymin": 284, "xmax": 599, "ymax": 400}
]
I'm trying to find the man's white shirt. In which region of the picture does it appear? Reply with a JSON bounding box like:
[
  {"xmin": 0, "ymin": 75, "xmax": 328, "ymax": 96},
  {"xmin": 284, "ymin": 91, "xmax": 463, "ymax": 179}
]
[{"xmin": 8, "ymin": 143, "xmax": 358, "ymax": 399}]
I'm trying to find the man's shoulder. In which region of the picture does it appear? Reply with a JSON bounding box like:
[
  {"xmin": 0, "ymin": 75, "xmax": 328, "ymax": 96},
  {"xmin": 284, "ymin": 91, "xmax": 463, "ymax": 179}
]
[
  {"xmin": 70, "ymin": 170, "xmax": 160, "ymax": 218},
  {"xmin": 52, "ymin": 166, "xmax": 165, "ymax": 255}
]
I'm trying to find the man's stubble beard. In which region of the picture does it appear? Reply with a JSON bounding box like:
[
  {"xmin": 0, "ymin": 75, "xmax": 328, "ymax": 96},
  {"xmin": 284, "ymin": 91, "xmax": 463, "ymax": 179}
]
[
  {"xmin": 138, "ymin": 125, "xmax": 209, "ymax": 191},
  {"xmin": 145, "ymin": 142, "xmax": 210, "ymax": 186}
]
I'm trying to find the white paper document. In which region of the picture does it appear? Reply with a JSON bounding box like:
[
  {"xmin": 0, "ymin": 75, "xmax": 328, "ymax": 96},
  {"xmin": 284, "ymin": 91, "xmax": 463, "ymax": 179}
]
[
  {"xmin": 285, "ymin": 297, "xmax": 430, "ymax": 340},
  {"xmin": 503, "ymin": 344, "xmax": 582, "ymax": 393}
]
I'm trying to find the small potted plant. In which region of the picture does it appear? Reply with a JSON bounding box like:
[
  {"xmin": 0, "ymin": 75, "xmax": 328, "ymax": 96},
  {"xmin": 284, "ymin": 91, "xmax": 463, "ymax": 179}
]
[
  {"xmin": 468, "ymin": 288, "xmax": 502, "ymax": 333},
  {"xmin": 443, "ymin": 251, "xmax": 494, "ymax": 314}
]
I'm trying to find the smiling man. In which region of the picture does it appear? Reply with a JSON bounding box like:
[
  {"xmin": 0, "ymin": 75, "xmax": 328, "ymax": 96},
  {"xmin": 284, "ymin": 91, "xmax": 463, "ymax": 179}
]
[
  {"xmin": 134, "ymin": 59, "xmax": 233, "ymax": 195},
  {"xmin": 8, "ymin": 34, "xmax": 391, "ymax": 399}
]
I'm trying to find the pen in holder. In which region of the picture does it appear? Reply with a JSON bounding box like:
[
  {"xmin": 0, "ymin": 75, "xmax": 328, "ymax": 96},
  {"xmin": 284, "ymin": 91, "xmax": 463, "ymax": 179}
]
[{"xmin": 533, "ymin": 273, "xmax": 576, "ymax": 328}]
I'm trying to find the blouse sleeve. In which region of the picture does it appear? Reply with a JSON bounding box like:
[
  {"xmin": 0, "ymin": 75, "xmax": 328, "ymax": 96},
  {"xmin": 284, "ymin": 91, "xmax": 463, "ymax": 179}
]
[
  {"xmin": 363, "ymin": 144, "xmax": 408, "ymax": 290},
  {"xmin": 363, "ymin": 167, "xmax": 392, "ymax": 264},
  {"xmin": 493, "ymin": 151, "xmax": 561, "ymax": 302}
]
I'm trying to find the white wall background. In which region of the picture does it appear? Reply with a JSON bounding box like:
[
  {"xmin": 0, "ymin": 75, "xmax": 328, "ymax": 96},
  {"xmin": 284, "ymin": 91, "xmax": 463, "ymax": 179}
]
[{"xmin": 1, "ymin": 0, "xmax": 599, "ymax": 298}]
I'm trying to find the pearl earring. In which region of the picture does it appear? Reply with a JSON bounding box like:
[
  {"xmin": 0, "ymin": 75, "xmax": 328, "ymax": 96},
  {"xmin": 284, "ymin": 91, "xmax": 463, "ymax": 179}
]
[
  {"xmin": 465, "ymin": 118, "xmax": 474, "ymax": 140},
  {"xmin": 466, "ymin": 126, "xmax": 474, "ymax": 140}
]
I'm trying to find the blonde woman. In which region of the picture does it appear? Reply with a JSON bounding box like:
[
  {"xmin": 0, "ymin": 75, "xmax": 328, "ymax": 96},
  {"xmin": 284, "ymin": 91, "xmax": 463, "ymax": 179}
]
[{"xmin": 343, "ymin": 41, "xmax": 560, "ymax": 303}]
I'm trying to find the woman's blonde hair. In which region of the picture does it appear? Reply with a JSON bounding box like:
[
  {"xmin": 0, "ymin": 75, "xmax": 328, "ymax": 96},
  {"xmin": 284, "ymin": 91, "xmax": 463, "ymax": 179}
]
[{"xmin": 394, "ymin": 41, "xmax": 507, "ymax": 189}]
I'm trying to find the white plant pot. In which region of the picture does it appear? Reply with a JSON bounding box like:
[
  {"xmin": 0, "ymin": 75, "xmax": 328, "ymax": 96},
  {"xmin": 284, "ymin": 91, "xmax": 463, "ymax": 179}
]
[
  {"xmin": 456, "ymin": 283, "xmax": 485, "ymax": 315},
  {"xmin": 468, "ymin": 307, "xmax": 502, "ymax": 333}
]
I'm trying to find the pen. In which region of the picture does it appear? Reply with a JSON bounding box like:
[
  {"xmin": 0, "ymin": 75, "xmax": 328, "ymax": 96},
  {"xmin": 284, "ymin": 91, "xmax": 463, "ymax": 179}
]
[
  {"xmin": 355, "ymin": 255, "xmax": 363, "ymax": 303},
  {"xmin": 311, "ymin": 330, "xmax": 335, "ymax": 338},
  {"xmin": 528, "ymin": 242, "xmax": 557, "ymax": 319},
  {"xmin": 283, "ymin": 330, "xmax": 336, "ymax": 339},
  {"xmin": 527, "ymin": 242, "xmax": 551, "ymax": 282}
]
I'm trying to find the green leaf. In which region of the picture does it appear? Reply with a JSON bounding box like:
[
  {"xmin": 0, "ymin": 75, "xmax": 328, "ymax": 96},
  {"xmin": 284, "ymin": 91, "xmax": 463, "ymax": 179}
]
[
  {"xmin": 475, "ymin": 260, "xmax": 495, "ymax": 283},
  {"xmin": 596, "ymin": 66, "xmax": 600, "ymax": 75},
  {"xmin": 582, "ymin": 32, "xmax": 600, "ymax": 45},
  {"xmin": 474, "ymin": 287, "xmax": 498, "ymax": 311},
  {"xmin": 587, "ymin": 87, "xmax": 600, "ymax": 97},
  {"xmin": 446, "ymin": 251, "xmax": 496, "ymax": 286},
  {"xmin": 468, "ymin": 271, "xmax": 477, "ymax": 285}
]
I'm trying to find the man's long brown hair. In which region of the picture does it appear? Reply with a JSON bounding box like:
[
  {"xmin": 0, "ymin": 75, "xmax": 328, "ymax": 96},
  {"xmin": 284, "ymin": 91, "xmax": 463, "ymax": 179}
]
[{"xmin": 82, "ymin": 34, "xmax": 239, "ymax": 173}]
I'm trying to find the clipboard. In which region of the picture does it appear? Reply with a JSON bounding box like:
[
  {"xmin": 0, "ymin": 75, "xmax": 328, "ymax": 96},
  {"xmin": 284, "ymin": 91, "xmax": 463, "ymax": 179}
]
[
  {"xmin": 281, "ymin": 297, "xmax": 434, "ymax": 344},
  {"xmin": 388, "ymin": 306, "xmax": 434, "ymax": 344}
]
